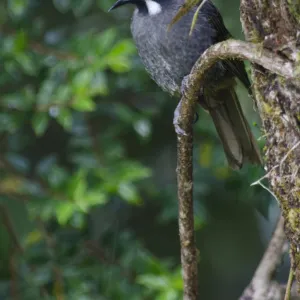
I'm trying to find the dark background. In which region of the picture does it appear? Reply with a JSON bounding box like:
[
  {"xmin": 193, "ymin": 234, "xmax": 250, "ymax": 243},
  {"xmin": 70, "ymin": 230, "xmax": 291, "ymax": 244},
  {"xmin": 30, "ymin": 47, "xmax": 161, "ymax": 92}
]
[{"xmin": 0, "ymin": 0, "xmax": 285, "ymax": 299}]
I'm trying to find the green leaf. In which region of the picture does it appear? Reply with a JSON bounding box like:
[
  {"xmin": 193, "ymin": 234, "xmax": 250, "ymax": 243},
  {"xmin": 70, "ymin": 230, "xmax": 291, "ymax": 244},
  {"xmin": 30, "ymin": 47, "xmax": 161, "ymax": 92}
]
[
  {"xmin": 55, "ymin": 85, "xmax": 72, "ymax": 103},
  {"xmin": 96, "ymin": 162, "xmax": 151, "ymax": 187},
  {"xmin": 53, "ymin": 0, "xmax": 72, "ymax": 13},
  {"xmin": 118, "ymin": 182, "xmax": 142, "ymax": 205},
  {"xmin": 106, "ymin": 40, "xmax": 136, "ymax": 72},
  {"xmin": 56, "ymin": 109, "xmax": 73, "ymax": 130},
  {"xmin": 157, "ymin": 290, "xmax": 178, "ymax": 300},
  {"xmin": 118, "ymin": 162, "xmax": 152, "ymax": 182},
  {"xmin": 199, "ymin": 141, "xmax": 213, "ymax": 168},
  {"xmin": 0, "ymin": 113, "xmax": 23, "ymax": 133},
  {"xmin": 15, "ymin": 53, "xmax": 37, "ymax": 75},
  {"xmin": 137, "ymin": 274, "xmax": 169, "ymax": 290},
  {"xmin": 95, "ymin": 28, "xmax": 117, "ymax": 54},
  {"xmin": 76, "ymin": 190, "xmax": 107, "ymax": 211},
  {"xmin": 24, "ymin": 230, "xmax": 43, "ymax": 247},
  {"xmin": 107, "ymin": 57, "xmax": 132, "ymax": 73},
  {"xmin": 2, "ymin": 36, "xmax": 15, "ymax": 54},
  {"xmin": 37, "ymin": 80, "xmax": 57, "ymax": 106},
  {"xmin": 56, "ymin": 202, "xmax": 76, "ymax": 225},
  {"xmin": 72, "ymin": 96, "xmax": 96, "ymax": 112},
  {"xmin": 169, "ymin": 269, "xmax": 184, "ymax": 290},
  {"xmin": 97, "ymin": 0, "xmax": 112, "ymax": 11},
  {"xmin": 108, "ymin": 40, "xmax": 135, "ymax": 57},
  {"xmin": 72, "ymin": 0, "xmax": 93, "ymax": 16},
  {"xmin": 74, "ymin": 180, "xmax": 86, "ymax": 205},
  {"xmin": 27, "ymin": 198, "xmax": 56, "ymax": 221},
  {"xmin": 84, "ymin": 191, "xmax": 107, "ymax": 206},
  {"xmin": 114, "ymin": 103, "xmax": 136, "ymax": 123},
  {"xmin": 8, "ymin": 0, "xmax": 29, "ymax": 18},
  {"xmin": 72, "ymin": 69, "xmax": 94, "ymax": 93},
  {"xmin": 67, "ymin": 170, "xmax": 87, "ymax": 202},
  {"xmin": 66, "ymin": 170, "xmax": 108, "ymax": 213},
  {"xmin": 89, "ymin": 72, "xmax": 108, "ymax": 96},
  {"xmin": 47, "ymin": 166, "xmax": 69, "ymax": 188},
  {"xmin": 13, "ymin": 30, "xmax": 27, "ymax": 52},
  {"xmin": 31, "ymin": 113, "xmax": 49, "ymax": 136}
]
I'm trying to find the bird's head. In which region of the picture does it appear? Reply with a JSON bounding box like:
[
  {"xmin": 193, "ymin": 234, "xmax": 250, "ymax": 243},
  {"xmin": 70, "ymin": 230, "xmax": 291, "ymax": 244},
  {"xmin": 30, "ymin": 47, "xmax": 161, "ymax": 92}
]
[{"xmin": 109, "ymin": 0, "xmax": 164, "ymax": 16}]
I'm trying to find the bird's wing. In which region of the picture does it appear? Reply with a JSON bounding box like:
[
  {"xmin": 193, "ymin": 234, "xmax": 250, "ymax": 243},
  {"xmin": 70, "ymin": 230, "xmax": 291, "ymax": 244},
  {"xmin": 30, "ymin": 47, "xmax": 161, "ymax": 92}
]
[
  {"xmin": 223, "ymin": 60, "xmax": 252, "ymax": 94},
  {"xmin": 205, "ymin": 2, "xmax": 252, "ymax": 94}
]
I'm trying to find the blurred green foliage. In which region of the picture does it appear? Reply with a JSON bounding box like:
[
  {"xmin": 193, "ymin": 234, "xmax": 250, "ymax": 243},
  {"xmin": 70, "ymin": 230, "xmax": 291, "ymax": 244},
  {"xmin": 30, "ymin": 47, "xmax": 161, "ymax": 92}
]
[{"xmin": 0, "ymin": 0, "xmax": 272, "ymax": 299}]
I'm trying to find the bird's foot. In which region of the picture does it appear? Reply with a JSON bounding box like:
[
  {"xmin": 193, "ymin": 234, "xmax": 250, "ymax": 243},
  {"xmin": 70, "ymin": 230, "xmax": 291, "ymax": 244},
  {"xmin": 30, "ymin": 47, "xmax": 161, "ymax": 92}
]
[
  {"xmin": 194, "ymin": 112, "xmax": 199, "ymax": 124},
  {"xmin": 173, "ymin": 99, "xmax": 187, "ymax": 136},
  {"xmin": 180, "ymin": 75, "xmax": 190, "ymax": 96}
]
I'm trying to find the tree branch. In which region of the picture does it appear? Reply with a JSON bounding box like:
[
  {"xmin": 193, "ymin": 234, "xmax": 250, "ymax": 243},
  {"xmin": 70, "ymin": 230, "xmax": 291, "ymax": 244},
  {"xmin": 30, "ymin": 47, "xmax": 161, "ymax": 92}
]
[
  {"xmin": 239, "ymin": 216, "xmax": 298, "ymax": 299},
  {"xmin": 175, "ymin": 97, "xmax": 198, "ymax": 300},
  {"xmin": 239, "ymin": 216, "xmax": 287, "ymax": 300},
  {"xmin": 185, "ymin": 40, "xmax": 298, "ymax": 103},
  {"xmin": 175, "ymin": 38, "xmax": 299, "ymax": 300}
]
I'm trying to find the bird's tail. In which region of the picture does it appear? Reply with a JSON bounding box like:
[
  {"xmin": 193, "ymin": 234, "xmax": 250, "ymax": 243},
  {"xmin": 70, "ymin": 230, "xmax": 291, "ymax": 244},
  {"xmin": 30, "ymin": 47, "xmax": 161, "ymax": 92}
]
[{"xmin": 207, "ymin": 88, "xmax": 262, "ymax": 169}]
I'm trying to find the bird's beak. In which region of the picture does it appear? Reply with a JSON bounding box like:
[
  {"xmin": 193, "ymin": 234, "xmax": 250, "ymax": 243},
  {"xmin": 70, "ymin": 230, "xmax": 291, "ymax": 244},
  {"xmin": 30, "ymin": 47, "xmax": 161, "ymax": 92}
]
[{"xmin": 108, "ymin": 0, "xmax": 130, "ymax": 11}]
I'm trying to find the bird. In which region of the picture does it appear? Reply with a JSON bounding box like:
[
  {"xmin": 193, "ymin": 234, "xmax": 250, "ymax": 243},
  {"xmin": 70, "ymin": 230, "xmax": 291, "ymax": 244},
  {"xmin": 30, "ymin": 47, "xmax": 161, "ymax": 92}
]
[{"xmin": 109, "ymin": 0, "xmax": 262, "ymax": 169}]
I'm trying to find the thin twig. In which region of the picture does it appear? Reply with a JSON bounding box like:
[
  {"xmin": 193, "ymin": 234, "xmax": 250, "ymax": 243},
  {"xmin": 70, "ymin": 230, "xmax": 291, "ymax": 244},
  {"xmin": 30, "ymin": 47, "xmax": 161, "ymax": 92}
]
[
  {"xmin": 239, "ymin": 216, "xmax": 287, "ymax": 300},
  {"xmin": 251, "ymin": 140, "xmax": 300, "ymax": 204},
  {"xmin": 284, "ymin": 264, "xmax": 294, "ymax": 300},
  {"xmin": 0, "ymin": 205, "xmax": 23, "ymax": 254},
  {"xmin": 0, "ymin": 205, "xmax": 23, "ymax": 299},
  {"xmin": 29, "ymin": 41, "xmax": 78, "ymax": 60},
  {"xmin": 9, "ymin": 250, "xmax": 19, "ymax": 300}
]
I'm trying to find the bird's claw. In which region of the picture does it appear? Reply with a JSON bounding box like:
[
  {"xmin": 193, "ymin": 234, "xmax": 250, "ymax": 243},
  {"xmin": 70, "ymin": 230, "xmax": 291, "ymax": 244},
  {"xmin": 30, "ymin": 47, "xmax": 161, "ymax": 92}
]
[
  {"xmin": 180, "ymin": 75, "xmax": 190, "ymax": 96},
  {"xmin": 173, "ymin": 99, "xmax": 199, "ymax": 135},
  {"xmin": 194, "ymin": 112, "xmax": 199, "ymax": 124},
  {"xmin": 173, "ymin": 99, "xmax": 187, "ymax": 136},
  {"xmin": 174, "ymin": 122, "xmax": 188, "ymax": 136}
]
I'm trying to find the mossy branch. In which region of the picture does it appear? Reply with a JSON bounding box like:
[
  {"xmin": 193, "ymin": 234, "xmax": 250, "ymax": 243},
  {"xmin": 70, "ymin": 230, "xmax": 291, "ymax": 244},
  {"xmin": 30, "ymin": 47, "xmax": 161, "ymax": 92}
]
[
  {"xmin": 175, "ymin": 38, "xmax": 298, "ymax": 300},
  {"xmin": 185, "ymin": 40, "xmax": 298, "ymax": 100},
  {"xmin": 175, "ymin": 97, "xmax": 198, "ymax": 300}
]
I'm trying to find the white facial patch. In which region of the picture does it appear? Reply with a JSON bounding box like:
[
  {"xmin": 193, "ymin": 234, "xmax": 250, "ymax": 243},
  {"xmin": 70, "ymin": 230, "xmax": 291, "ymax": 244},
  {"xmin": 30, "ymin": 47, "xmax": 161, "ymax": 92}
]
[{"xmin": 145, "ymin": 0, "xmax": 162, "ymax": 15}]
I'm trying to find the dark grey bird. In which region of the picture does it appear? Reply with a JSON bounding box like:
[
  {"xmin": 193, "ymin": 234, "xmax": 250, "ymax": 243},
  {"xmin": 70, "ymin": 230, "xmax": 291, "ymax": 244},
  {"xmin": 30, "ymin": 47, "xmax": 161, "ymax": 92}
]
[{"xmin": 109, "ymin": 0, "xmax": 262, "ymax": 169}]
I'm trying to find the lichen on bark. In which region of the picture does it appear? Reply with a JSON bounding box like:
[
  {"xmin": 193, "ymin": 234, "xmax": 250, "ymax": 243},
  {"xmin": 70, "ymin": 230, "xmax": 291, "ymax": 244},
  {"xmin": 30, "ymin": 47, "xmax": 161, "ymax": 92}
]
[{"xmin": 241, "ymin": 0, "xmax": 300, "ymax": 286}]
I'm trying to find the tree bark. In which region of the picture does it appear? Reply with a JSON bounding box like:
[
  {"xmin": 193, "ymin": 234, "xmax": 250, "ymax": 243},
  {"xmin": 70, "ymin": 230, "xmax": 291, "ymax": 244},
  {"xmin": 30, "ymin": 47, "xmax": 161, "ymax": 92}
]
[{"xmin": 240, "ymin": 0, "xmax": 300, "ymax": 287}]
